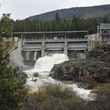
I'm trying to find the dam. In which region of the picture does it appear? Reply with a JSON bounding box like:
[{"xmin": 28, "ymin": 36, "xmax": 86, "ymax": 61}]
[{"xmin": 15, "ymin": 31, "xmax": 88, "ymax": 65}]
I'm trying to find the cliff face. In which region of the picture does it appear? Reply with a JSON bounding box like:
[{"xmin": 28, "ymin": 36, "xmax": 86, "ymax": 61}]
[{"xmin": 26, "ymin": 4, "xmax": 110, "ymax": 21}]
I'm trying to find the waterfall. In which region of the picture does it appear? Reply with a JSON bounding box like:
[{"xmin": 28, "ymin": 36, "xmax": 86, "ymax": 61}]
[
  {"xmin": 24, "ymin": 53, "xmax": 95, "ymax": 101},
  {"xmin": 24, "ymin": 53, "xmax": 68, "ymax": 92},
  {"xmin": 25, "ymin": 54, "xmax": 69, "ymax": 76},
  {"xmin": 9, "ymin": 39, "xmax": 30, "ymax": 70}
]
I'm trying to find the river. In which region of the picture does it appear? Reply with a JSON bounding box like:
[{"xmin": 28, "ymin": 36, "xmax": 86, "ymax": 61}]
[{"xmin": 9, "ymin": 40, "xmax": 95, "ymax": 101}]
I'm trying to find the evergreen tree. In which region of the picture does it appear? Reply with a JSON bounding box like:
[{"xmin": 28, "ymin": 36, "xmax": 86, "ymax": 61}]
[
  {"xmin": 0, "ymin": 14, "xmax": 13, "ymax": 37},
  {"xmin": 0, "ymin": 40, "xmax": 27, "ymax": 110},
  {"xmin": 55, "ymin": 12, "xmax": 61, "ymax": 22}
]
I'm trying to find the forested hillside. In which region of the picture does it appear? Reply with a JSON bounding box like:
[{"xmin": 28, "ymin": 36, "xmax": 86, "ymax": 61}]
[
  {"xmin": 26, "ymin": 4, "xmax": 110, "ymax": 21},
  {"xmin": 13, "ymin": 16, "xmax": 110, "ymax": 34}
]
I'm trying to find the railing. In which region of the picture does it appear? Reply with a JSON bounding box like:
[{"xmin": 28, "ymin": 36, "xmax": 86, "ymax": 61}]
[
  {"xmin": 23, "ymin": 38, "xmax": 87, "ymax": 43},
  {"xmin": 22, "ymin": 44, "xmax": 87, "ymax": 50}
]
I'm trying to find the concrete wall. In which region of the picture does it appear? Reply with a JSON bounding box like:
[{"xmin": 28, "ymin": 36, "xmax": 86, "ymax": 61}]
[{"xmin": 20, "ymin": 32, "xmax": 88, "ymax": 64}]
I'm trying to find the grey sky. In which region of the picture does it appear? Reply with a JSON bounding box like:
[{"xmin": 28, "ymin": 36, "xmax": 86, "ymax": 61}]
[{"xmin": 0, "ymin": 0, "xmax": 110, "ymax": 20}]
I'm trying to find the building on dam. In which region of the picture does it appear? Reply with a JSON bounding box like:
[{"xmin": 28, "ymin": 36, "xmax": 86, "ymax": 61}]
[
  {"xmin": 16, "ymin": 31, "xmax": 88, "ymax": 65},
  {"xmin": 97, "ymin": 23, "xmax": 110, "ymax": 44},
  {"xmin": 86, "ymin": 23, "xmax": 110, "ymax": 51}
]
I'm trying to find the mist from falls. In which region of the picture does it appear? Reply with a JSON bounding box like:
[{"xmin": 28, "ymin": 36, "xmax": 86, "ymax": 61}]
[{"xmin": 9, "ymin": 39, "xmax": 30, "ymax": 70}]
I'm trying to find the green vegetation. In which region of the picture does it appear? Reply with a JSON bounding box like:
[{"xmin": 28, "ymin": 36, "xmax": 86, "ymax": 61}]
[
  {"xmin": 0, "ymin": 12, "xmax": 109, "ymax": 37},
  {"xmin": 23, "ymin": 85, "xmax": 85, "ymax": 110},
  {"xmin": 22, "ymin": 42, "xmax": 110, "ymax": 110},
  {"xmin": 22, "ymin": 84, "xmax": 110, "ymax": 110},
  {"xmin": 85, "ymin": 44, "xmax": 110, "ymax": 82},
  {"xmin": 13, "ymin": 15, "xmax": 110, "ymax": 34},
  {"xmin": 0, "ymin": 14, "xmax": 13, "ymax": 38},
  {"xmin": 51, "ymin": 44, "xmax": 110, "ymax": 84},
  {"xmin": 13, "ymin": 18, "xmax": 96, "ymax": 33},
  {"xmin": 92, "ymin": 84, "xmax": 110, "ymax": 110},
  {"xmin": 94, "ymin": 83, "xmax": 110, "ymax": 94},
  {"xmin": 0, "ymin": 39, "xmax": 27, "ymax": 110},
  {"xmin": 0, "ymin": 12, "xmax": 110, "ymax": 110},
  {"xmin": 27, "ymin": 5, "xmax": 110, "ymax": 22},
  {"xmin": 50, "ymin": 60, "xmax": 81, "ymax": 81}
]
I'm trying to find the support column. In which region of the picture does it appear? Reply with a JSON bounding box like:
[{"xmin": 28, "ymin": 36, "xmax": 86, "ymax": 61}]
[
  {"xmin": 64, "ymin": 33, "xmax": 68, "ymax": 55},
  {"xmin": 34, "ymin": 51, "xmax": 37, "ymax": 61},
  {"xmin": 41, "ymin": 33, "xmax": 45, "ymax": 56},
  {"xmin": 21, "ymin": 34, "xmax": 24, "ymax": 48},
  {"xmin": 26, "ymin": 51, "xmax": 30, "ymax": 61},
  {"xmin": 64, "ymin": 41, "xmax": 68, "ymax": 55},
  {"xmin": 41, "ymin": 41, "xmax": 45, "ymax": 56}
]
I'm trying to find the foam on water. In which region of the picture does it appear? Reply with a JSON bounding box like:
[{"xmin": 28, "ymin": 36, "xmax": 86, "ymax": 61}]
[
  {"xmin": 24, "ymin": 53, "xmax": 95, "ymax": 101},
  {"xmin": 9, "ymin": 39, "xmax": 30, "ymax": 70},
  {"xmin": 25, "ymin": 54, "xmax": 69, "ymax": 76}
]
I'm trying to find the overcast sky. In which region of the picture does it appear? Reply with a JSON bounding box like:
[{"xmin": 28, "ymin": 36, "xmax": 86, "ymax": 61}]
[{"xmin": 0, "ymin": 0, "xmax": 110, "ymax": 20}]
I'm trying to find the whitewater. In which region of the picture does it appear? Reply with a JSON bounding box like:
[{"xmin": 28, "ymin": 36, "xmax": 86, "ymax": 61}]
[
  {"xmin": 9, "ymin": 40, "xmax": 95, "ymax": 101},
  {"xmin": 24, "ymin": 53, "xmax": 95, "ymax": 101}
]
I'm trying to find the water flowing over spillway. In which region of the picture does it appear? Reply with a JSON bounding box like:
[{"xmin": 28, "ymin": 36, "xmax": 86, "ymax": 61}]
[
  {"xmin": 24, "ymin": 53, "xmax": 95, "ymax": 101},
  {"xmin": 9, "ymin": 39, "xmax": 30, "ymax": 70},
  {"xmin": 24, "ymin": 54, "xmax": 68, "ymax": 92},
  {"xmin": 25, "ymin": 54, "xmax": 69, "ymax": 76}
]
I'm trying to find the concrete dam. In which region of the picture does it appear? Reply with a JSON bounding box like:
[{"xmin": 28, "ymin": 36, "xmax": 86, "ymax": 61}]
[{"xmin": 15, "ymin": 31, "xmax": 88, "ymax": 65}]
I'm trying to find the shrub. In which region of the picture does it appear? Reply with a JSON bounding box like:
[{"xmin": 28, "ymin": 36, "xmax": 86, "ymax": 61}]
[
  {"xmin": 23, "ymin": 85, "xmax": 85, "ymax": 110},
  {"xmin": 50, "ymin": 61, "xmax": 81, "ymax": 81}
]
